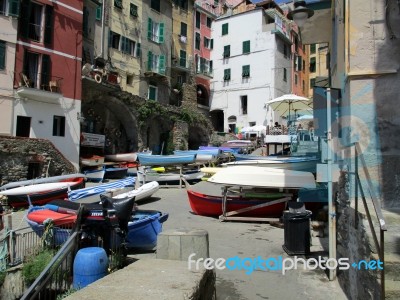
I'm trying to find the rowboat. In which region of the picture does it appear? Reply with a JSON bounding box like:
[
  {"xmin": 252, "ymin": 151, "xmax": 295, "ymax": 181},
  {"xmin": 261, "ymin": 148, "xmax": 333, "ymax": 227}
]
[
  {"xmin": 186, "ymin": 181, "xmax": 287, "ymax": 217},
  {"xmin": 109, "ymin": 181, "xmax": 160, "ymax": 202},
  {"xmin": 0, "ymin": 173, "xmax": 86, "ymax": 190},
  {"xmin": 0, "ymin": 178, "xmax": 85, "ymax": 208},
  {"xmin": 137, "ymin": 153, "xmax": 197, "ymax": 166},
  {"xmin": 174, "ymin": 149, "xmax": 223, "ymax": 157},
  {"xmin": 84, "ymin": 168, "xmax": 105, "ymax": 183},
  {"xmin": 173, "ymin": 151, "xmax": 217, "ymax": 164},
  {"xmin": 137, "ymin": 169, "xmax": 204, "ymax": 185},
  {"xmin": 104, "ymin": 167, "xmax": 128, "ymax": 179},
  {"xmin": 105, "ymin": 152, "xmax": 137, "ymax": 162},
  {"xmin": 80, "ymin": 155, "xmax": 105, "ymax": 167},
  {"xmin": 226, "ymin": 155, "xmax": 319, "ymax": 172},
  {"xmin": 68, "ymin": 177, "xmax": 135, "ymax": 201},
  {"xmin": 208, "ymin": 166, "xmax": 316, "ymax": 189}
]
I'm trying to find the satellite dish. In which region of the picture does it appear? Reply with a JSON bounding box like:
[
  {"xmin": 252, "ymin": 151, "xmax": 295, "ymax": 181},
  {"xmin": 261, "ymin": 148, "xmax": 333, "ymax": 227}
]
[{"xmin": 82, "ymin": 63, "xmax": 92, "ymax": 76}]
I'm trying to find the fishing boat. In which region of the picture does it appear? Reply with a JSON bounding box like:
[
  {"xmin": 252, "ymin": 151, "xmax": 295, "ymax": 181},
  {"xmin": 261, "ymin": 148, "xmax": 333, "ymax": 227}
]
[
  {"xmin": 108, "ymin": 181, "xmax": 160, "ymax": 202},
  {"xmin": 0, "ymin": 178, "xmax": 85, "ymax": 208},
  {"xmin": 227, "ymin": 155, "xmax": 319, "ymax": 173},
  {"xmin": 0, "ymin": 173, "xmax": 86, "ymax": 190},
  {"xmin": 83, "ymin": 168, "xmax": 105, "ymax": 183},
  {"xmin": 137, "ymin": 153, "xmax": 197, "ymax": 166},
  {"xmin": 105, "ymin": 152, "xmax": 137, "ymax": 162},
  {"xmin": 80, "ymin": 155, "xmax": 105, "ymax": 167},
  {"xmin": 104, "ymin": 167, "xmax": 128, "ymax": 179},
  {"xmin": 186, "ymin": 181, "xmax": 288, "ymax": 217},
  {"xmin": 68, "ymin": 177, "xmax": 135, "ymax": 201}
]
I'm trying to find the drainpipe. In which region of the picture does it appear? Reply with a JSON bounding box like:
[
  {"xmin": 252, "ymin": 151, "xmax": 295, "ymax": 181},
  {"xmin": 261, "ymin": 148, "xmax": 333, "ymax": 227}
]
[{"xmin": 100, "ymin": 0, "xmax": 105, "ymax": 59}]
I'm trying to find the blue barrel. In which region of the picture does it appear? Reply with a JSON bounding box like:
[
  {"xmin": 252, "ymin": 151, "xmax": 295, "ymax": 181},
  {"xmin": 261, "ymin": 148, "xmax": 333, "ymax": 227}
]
[{"xmin": 73, "ymin": 247, "xmax": 108, "ymax": 289}]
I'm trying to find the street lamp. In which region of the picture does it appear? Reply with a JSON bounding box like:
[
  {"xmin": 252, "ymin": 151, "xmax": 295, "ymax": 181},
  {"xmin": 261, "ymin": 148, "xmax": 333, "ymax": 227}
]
[{"xmin": 287, "ymin": 0, "xmax": 314, "ymax": 28}]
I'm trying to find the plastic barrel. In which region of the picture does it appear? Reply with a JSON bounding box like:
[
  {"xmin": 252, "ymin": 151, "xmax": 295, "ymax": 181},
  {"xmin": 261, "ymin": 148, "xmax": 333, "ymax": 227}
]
[
  {"xmin": 73, "ymin": 247, "xmax": 108, "ymax": 289},
  {"xmin": 282, "ymin": 210, "xmax": 312, "ymax": 255}
]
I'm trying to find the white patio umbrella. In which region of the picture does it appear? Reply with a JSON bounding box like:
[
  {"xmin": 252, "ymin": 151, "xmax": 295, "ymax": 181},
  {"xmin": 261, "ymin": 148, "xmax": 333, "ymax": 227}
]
[{"xmin": 266, "ymin": 94, "xmax": 313, "ymax": 118}]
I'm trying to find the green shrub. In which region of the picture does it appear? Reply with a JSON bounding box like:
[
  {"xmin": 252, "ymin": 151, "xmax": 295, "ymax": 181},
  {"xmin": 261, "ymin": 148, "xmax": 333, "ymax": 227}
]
[{"xmin": 22, "ymin": 249, "xmax": 55, "ymax": 285}]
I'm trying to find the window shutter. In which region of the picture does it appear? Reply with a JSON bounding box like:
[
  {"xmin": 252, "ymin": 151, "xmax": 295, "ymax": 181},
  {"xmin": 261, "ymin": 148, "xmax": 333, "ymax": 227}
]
[
  {"xmin": 41, "ymin": 54, "xmax": 51, "ymax": 87},
  {"xmin": 159, "ymin": 55, "xmax": 165, "ymax": 74},
  {"xmin": 222, "ymin": 23, "xmax": 228, "ymax": 35},
  {"xmin": 8, "ymin": 0, "xmax": 20, "ymax": 17},
  {"xmin": 0, "ymin": 42, "xmax": 5, "ymax": 70},
  {"xmin": 136, "ymin": 43, "xmax": 141, "ymax": 57},
  {"xmin": 44, "ymin": 5, "xmax": 53, "ymax": 44},
  {"xmin": 297, "ymin": 56, "xmax": 302, "ymax": 71},
  {"xmin": 179, "ymin": 50, "xmax": 186, "ymax": 67},
  {"xmin": 223, "ymin": 45, "xmax": 230, "ymax": 57},
  {"xmin": 147, "ymin": 18, "xmax": 153, "ymax": 40},
  {"xmin": 96, "ymin": 5, "xmax": 102, "ymax": 20},
  {"xmin": 121, "ymin": 37, "xmax": 126, "ymax": 52},
  {"xmin": 19, "ymin": 0, "xmax": 30, "ymax": 38},
  {"xmin": 159, "ymin": 23, "xmax": 164, "ymax": 43},
  {"xmin": 210, "ymin": 39, "xmax": 213, "ymax": 49},
  {"xmin": 60, "ymin": 117, "xmax": 65, "ymax": 136},
  {"xmin": 243, "ymin": 41, "xmax": 250, "ymax": 54},
  {"xmin": 130, "ymin": 4, "xmax": 138, "ymax": 17},
  {"xmin": 52, "ymin": 117, "xmax": 57, "ymax": 136},
  {"xmin": 147, "ymin": 51, "xmax": 152, "ymax": 71}
]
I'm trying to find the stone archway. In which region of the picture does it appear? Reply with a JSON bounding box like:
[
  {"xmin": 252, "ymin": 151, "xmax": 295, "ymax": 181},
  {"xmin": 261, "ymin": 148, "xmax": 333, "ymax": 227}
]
[{"xmin": 196, "ymin": 84, "xmax": 209, "ymax": 107}]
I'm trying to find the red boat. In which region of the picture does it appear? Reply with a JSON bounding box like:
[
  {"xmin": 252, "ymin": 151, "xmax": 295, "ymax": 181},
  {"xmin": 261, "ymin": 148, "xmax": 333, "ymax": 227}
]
[
  {"xmin": 186, "ymin": 181, "xmax": 288, "ymax": 217},
  {"xmin": 5, "ymin": 177, "xmax": 85, "ymax": 208}
]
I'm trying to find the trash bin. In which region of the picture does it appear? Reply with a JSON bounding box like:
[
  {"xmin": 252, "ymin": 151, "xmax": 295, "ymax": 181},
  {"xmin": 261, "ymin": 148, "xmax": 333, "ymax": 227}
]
[{"xmin": 282, "ymin": 209, "xmax": 312, "ymax": 255}]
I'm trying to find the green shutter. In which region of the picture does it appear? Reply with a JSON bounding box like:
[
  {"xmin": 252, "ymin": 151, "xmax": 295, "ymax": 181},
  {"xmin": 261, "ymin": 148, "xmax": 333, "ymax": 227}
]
[
  {"xmin": 222, "ymin": 23, "xmax": 228, "ymax": 35},
  {"xmin": 242, "ymin": 65, "xmax": 250, "ymax": 77},
  {"xmin": 297, "ymin": 56, "xmax": 302, "ymax": 71},
  {"xmin": 159, "ymin": 55, "xmax": 165, "ymax": 74},
  {"xmin": 121, "ymin": 36, "xmax": 126, "ymax": 52},
  {"xmin": 8, "ymin": 0, "xmax": 20, "ymax": 17},
  {"xmin": 0, "ymin": 41, "xmax": 5, "ymax": 70},
  {"xmin": 149, "ymin": 86, "xmax": 156, "ymax": 100},
  {"xmin": 41, "ymin": 54, "xmax": 51, "ymax": 86},
  {"xmin": 224, "ymin": 68, "xmax": 230, "ymax": 80},
  {"xmin": 20, "ymin": 0, "xmax": 31, "ymax": 38},
  {"xmin": 147, "ymin": 51, "xmax": 152, "ymax": 71},
  {"xmin": 136, "ymin": 43, "xmax": 141, "ymax": 57},
  {"xmin": 196, "ymin": 11, "xmax": 200, "ymax": 28},
  {"xmin": 179, "ymin": 50, "xmax": 186, "ymax": 67},
  {"xmin": 223, "ymin": 45, "xmax": 230, "ymax": 57},
  {"xmin": 130, "ymin": 4, "xmax": 138, "ymax": 17},
  {"xmin": 210, "ymin": 39, "xmax": 213, "ymax": 49},
  {"xmin": 243, "ymin": 41, "xmax": 250, "ymax": 54},
  {"xmin": 147, "ymin": 18, "xmax": 153, "ymax": 40},
  {"xmin": 158, "ymin": 23, "xmax": 164, "ymax": 43},
  {"xmin": 44, "ymin": 6, "xmax": 53, "ymax": 44},
  {"xmin": 96, "ymin": 5, "xmax": 102, "ymax": 20}
]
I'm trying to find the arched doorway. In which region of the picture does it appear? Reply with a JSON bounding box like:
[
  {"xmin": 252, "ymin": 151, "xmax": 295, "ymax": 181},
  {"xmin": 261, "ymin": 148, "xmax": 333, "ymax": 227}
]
[
  {"xmin": 210, "ymin": 110, "xmax": 224, "ymax": 132},
  {"xmin": 196, "ymin": 85, "xmax": 209, "ymax": 107}
]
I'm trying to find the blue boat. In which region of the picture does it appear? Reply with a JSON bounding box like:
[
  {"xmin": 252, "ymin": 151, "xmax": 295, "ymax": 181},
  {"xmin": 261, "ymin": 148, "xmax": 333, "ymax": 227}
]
[
  {"xmin": 104, "ymin": 167, "xmax": 128, "ymax": 179},
  {"xmin": 84, "ymin": 168, "xmax": 105, "ymax": 183},
  {"xmin": 137, "ymin": 154, "xmax": 197, "ymax": 166},
  {"xmin": 173, "ymin": 149, "xmax": 223, "ymax": 157}
]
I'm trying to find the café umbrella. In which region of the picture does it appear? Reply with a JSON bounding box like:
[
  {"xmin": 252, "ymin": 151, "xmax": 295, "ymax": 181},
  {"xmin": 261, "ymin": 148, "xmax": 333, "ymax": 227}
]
[{"xmin": 266, "ymin": 94, "xmax": 313, "ymax": 119}]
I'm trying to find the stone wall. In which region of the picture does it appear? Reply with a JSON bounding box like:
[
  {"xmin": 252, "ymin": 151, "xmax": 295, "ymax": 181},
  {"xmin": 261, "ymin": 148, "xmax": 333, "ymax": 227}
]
[
  {"xmin": 0, "ymin": 136, "xmax": 76, "ymax": 185},
  {"xmin": 0, "ymin": 266, "xmax": 26, "ymax": 300},
  {"xmin": 336, "ymin": 172, "xmax": 381, "ymax": 299},
  {"xmin": 172, "ymin": 121, "xmax": 189, "ymax": 151}
]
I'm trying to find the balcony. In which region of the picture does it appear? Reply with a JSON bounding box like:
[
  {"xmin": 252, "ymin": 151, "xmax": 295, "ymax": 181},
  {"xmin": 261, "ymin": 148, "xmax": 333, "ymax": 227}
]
[
  {"xmin": 171, "ymin": 57, "xmax": 192, "ymax": 72},
  {"xmin": 265, "ymin": 9, "xmax": 292, "ymax": 44},
  {"xmin": 195, "ymin": 63, "xmax": 213, "ymax": 79},
  {"xmin": 15, "ymin": 72, "xmax": 63, "ymax": 103},
  {"xmin": 144, "ymin": 62, "xmax": 166, "ymax": 78},
  {"xmin": 194, "ymin": 0, "xmax": 221, "ymax": 17}
]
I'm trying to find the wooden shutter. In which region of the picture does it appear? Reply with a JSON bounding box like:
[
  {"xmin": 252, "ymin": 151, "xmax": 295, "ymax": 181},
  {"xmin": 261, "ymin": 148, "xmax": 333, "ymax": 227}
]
[
  {"xmin": 243, "ymin": 41, "xmax": 250, "ymax": 53},
  {"xmin": 96, "ymin": 5, "xmax": 102, "ymax": 20},
  {"xmin": 41, "ymin": 54, "xmax": 51, "ymax": 87},
  {"xmin": 8, "ymin": 0, "xmax": 20, "ymax": 17},
  {"xmin": 210, "ymin": 39, "xmax": 213, "ymax": 49},
  {"xmin": 0, "ymin": 42, "xmax": 5, "ymax": 70},
  {"xmin": 136, "ymin": 43, "xmax": 141, "ymax": 57},
  {"xmin": 147, "ymin": 51, "xmax": 153, "ymax": 71},
  {"xmin": 159, "ymin": 23, "xmax": 164, "ymax": 43},
  {"xmin": 19, "ymin": 0, "xmax": 30, "ymax": 39},
  {"xmin": 147, "ymin": 18, "xmax": 153, "ymax": 40},
  {"xmin": 222, "ymin": 23, "xmax": 228, "ymax": 35},
  {"xmin": 44, "ymin": 5, "xmax": 53, "ymax": 44},
  {"xmin": 159, "ymin": 55, "xmax": 165, "ymax": 74}
]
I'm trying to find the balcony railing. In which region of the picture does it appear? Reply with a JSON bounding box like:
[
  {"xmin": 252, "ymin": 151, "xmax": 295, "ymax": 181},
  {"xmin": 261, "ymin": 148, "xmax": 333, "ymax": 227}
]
[
  {"xmin": 172, "ymin": 57, "xmax": 192, "ymax": 71},
  {"xmin": 16, "ymin": 72, "xmax": 63, "ymax": 94},
  {"xmin": 196, "ymin": 63, "xmax": 213, "ymax": 78},
  {"xmin": 144, "ymin": 62, "xmax": 166, "ymax": 76}
]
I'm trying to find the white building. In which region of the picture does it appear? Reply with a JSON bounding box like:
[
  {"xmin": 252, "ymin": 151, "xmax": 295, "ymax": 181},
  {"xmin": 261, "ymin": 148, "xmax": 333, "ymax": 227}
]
[{"xmin": 210, "ymin": 6, "xmax": 292, "ymax": 133}]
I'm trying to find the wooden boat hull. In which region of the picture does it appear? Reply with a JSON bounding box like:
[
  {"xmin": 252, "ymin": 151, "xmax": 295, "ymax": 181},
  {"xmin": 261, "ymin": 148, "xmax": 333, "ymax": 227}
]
[
  {"xmin": 105, "ymin": 152, "xmax": 137, "ymax": 162},
  {"xmin": 137, "ymin": 154, "xmax": 197, "ymax": 166},
  {"xmin": 2, "ymin": 178, "xmax": 85, "ymax": 208},
  {"xmin": 187, "ymin": 189, "xmax": 286, "ymax": 217},
  {"xmin": 104, "ymin": 167, "xmax": 128, "ymax": 179}
]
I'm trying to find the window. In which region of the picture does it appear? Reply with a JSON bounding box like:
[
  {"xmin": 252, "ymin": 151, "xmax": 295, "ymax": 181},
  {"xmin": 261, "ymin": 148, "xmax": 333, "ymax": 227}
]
[
  {"xmin": 206, "ymin": 17, "xmax": 211, "ymax": 28},
  {"xmin": 310, "ymin": 44, "xmax": 316, "ymax": 54},
  {"xmin": 177, "ymin": 75, "xmax": 183, "ymax": 84},
  {"xmin": 114, "ymin": 0, "xmax": 123, "ymax": 9},
  {"xmin": 294, "ymin": 55, "xmax": 302, "ymax": 71},
  {"xmin": 309, "ymin": 57, "xmax": 316, "ymax": 72},
  {"xmin": 195, "ymin": 32, "xmax": 200, "ymax": 50},
  {"xmin": 283, "ymin": 44, "xmax": 288, "ymax": 58},
  {"xmin": 294, "ymin": 74, "xmax": 298, "ymax": 85},
  {"xmin": 53, "ymin": 116, "xmax": 65, "ymax": 137},
  {"xmin": 197, "ymin": 57, "xmax": 212, "ymax": 75},
  {"xmin": 310, "ymin": 78, "xmax": 316, "ymax": 88},
  {"xmin": 83, "ymin": 7, "xmax": 89, "ymax": 37},
  {"xmin": 130, "ymin": 3, "xmax": 138, "ymax": 17},
  {"xmin": 242, "ymin": 65, "xmax": 250, "ymax": 78},
  {"xmin": 204, "ymin": 37, "xmax": 211, "ymax": 49},
  {"xmin": 196, "ymin": 11, "xmax": 200, "ymax": 29},
  {"xmin": 1, "ymin": 0, "xmax": 20, "ymax": 16},
  {"xmin": 20, "ymin": 2, "xmax": 53, "ymax": 44},
  {"xmin": 222, "ymin": 23, "xmax": 228, "ymax": 35},
  {"xmin": 147, "ymin": 18, "xmax": 164, "ymax": 43},
  {"xmin": 109, "ymin": 31, "xmax": 121, "ymax": 49},
  {"xmin": 151, "ymin": 0, "xmax": 160, "ymax": 12},
  {"xmin": 223, "ymin": 45, "xmax": 230, "ymax": 58},
  {"xmin": 179, "ymin": 50, "xmax": 186, "ymax": 67},
  {"xmin": 96, "ymin": 5, "xmax": 102, "ymax": 20},
  {"xmin": 210, "ymin": 39, "xmax": 213, "ymax": 49},
  {"xmin": 16, "ymin": 116, "xmax": 31, "ymax": 137},
  {"xmin": 23, "ymin": 51, "xmax": 51, "ymax": 89},
  {"xmin": 121, "ymin": 37, "xmax": 137, "ymax": 56},
  {"xmin": 241, "ymin": 96, "xmax": 247, "ymax": 115},
  {"xmin": 303, "ymin": 59, "xmax": 305, "ymax": 72},
  {"xmin": 147, "ymin": 51, "xmax": 165, "ymax": 74},
  {"xmin": 283, "ymin": 68, "xmax": 287, "ymax": 82},
  {"xmin": 148, "ymin": 85, "xmax": 157, "ymax": 101},
  {"xmin": 126, "ymin": 74, "xmax": 134, "ymax": 85},
  {"xmin": 180, "ymin": 22, "xmax": 187, "ymax": 37},
  {"xmin": 0, "ymin": 41, "xmax": 5, "ymax": 70},
  {"xmin": 174, "ymin": 0, "xmax": 187, "ymax": 10},
  {"xmin": 223, "ymin": 68, "xmax": 230, "ymax": 81},
  {"xmin": 302, "ymin": 80, "xmax": 305, "ymax": 91},
  {"xmin": 243, "ymin": 40, "xmax": 250, "ymax": 54}
]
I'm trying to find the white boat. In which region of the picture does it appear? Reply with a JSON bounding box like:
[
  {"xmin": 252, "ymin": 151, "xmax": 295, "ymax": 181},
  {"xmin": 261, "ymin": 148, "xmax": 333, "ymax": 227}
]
[
  {"xmin": 84, "ymin": 168, "xmax": 106, "ymax": 183},
  {"xmin": 137, "ymin": 169, "xmax": 204, "ymax": 185},
  {"xmin": 80, "ymin": 155, "xmax": 105, "ymax": 167},
  {"xmin": 111, "ymin": 181, "xmax": 160, "ymax": 202},
  {"xmin": 224, "ymin": 156, "xmax": 318, "ymax": 172},
  {"xmin": 0, "ymin": 182, "xmax": 80, "ymax": 196},
  {"xmin": 207, "ymin": 166, "xmax": 316, "ymax": 189},
  {"xmin": 0, "ymin": 173, "xmax": 86, "ymax": 190},
  {"xmin": 105, "ymin": 152, "xmax": 138, "ymax": 162}
]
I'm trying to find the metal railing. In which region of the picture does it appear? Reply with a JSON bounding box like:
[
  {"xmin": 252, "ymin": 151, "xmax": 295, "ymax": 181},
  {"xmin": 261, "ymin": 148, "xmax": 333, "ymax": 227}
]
[
  {"xmin": 352, "ymin": 142, "xmax": 387, "ymax": 300},
  {"xmin": 16, "ymin": 72, "xmax": 63, "ymax": 93}
]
